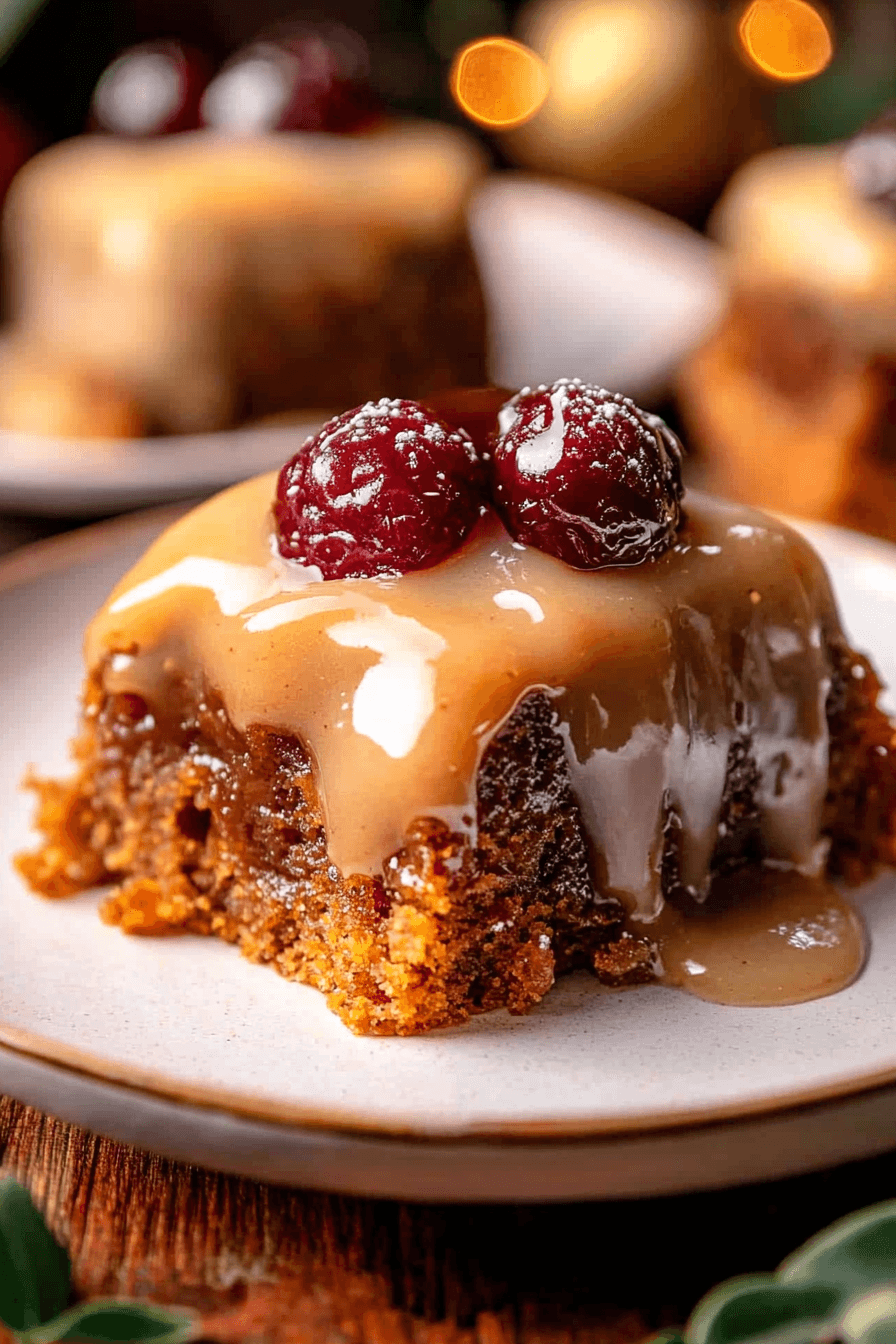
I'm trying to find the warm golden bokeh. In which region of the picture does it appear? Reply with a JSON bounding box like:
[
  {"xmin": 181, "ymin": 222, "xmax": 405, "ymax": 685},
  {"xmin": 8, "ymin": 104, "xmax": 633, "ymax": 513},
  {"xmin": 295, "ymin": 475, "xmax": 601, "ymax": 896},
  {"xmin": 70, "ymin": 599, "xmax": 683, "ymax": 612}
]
[
  {"xmin": 532, "ymin": 0, "xmax": 680, "ymax": 122},
  {"xmin": 449, "ymin": 36, "xmax": 550, "ymax": 129},
  {"xmin": 737, "ymin": 0, "xmax": 833, "ymax": 82},
  {"xmin": 497, "ymin": 0, "xmax": 772, "ymax": 218}
]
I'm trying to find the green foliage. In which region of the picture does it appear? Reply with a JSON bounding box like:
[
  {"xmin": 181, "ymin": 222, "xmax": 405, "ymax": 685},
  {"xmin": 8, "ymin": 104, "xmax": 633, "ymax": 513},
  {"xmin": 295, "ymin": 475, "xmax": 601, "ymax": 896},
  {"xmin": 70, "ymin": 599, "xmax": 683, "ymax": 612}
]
[
  {"xmin": 647, "ymin": 1200, "xmax": 896, "ymax": 1344},
  {"xmin": 688, "ymin": 1279, "xmax": 842, "ymax": 1344},
  {"xmin": 780, "ymin": 1203, "xmax": 896, "ymax": 1294},
  {"xmin": 0, "ymin": 1179, "xmax": 70, "ymax": 1333},
  {"xmin": 0, "ymin": 0, "xmax": 46, "ymax": 66},
  {"xmin": 26, "ymin": 1301, "xmax": 196, "ymax": 1343},
  {"xmin": 0, "ymin": 1178, "xmax": 196, "ymax": 1342},
  {"xmin": 424, "ymin": 0, "xmax": 508, "ymax": 59}
]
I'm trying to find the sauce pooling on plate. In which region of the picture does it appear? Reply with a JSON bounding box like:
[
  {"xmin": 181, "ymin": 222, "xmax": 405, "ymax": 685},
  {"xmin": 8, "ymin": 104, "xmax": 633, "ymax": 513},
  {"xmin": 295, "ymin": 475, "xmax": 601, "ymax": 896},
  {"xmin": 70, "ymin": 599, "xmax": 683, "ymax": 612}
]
[{"xmin": 656, "ymin": 868, "xmax": 865, "ymax": 1006}]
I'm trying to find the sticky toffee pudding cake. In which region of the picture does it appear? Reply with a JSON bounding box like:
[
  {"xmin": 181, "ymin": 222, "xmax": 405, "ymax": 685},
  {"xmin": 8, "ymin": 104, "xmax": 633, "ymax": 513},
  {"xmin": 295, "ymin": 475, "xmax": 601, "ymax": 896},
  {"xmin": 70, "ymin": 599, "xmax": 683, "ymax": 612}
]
[
  {"xmin": 18, "ymin": 383, "xmax": 896, "ymax": 1034},
  {"xmin": 0, "ymin": 122, "xmax": 487, "ymax": 437},
  {"xmin": 677, "ymin": 110, "xmax": 896, "ymax": 540}
]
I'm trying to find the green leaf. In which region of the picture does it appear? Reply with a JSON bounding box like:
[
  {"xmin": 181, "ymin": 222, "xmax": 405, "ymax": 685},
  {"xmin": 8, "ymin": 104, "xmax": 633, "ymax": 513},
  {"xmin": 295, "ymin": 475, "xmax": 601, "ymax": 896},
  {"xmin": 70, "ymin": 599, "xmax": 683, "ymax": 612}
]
[
  {"xmin": 643, "ymin": 1332, "xmax": 686, "ymax": 1344},
  {"xmin": 688, "ymin": 1275, "xmax": 843, "ymax": 1344},
  {"xmin": 0, "ymin": 1178, "xmax": 70, "ymax": 1332},
  {"xmin": 834, "ymin": 1284, "xmax": 896, "ymax": 1344},
  {"xmin": 25, "ymin": 1299, "xmax": 197, "ymax": 1344},
  {"xmin": 0, "ymin": 0, "xmax": 47, "ymax": 66},
  {"xmin": 849, "ymin": 1321, "xmax": 896, "ymax": 1344},
  {"xmin": 780, "ymin": 1200, "xmax": 896, "ymax": 1295}
]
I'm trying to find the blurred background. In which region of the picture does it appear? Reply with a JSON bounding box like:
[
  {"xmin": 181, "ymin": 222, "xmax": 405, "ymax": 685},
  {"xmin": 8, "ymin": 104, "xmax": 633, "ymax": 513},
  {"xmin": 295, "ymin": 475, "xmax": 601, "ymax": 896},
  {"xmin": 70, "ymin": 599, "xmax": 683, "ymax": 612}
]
[
  {"xmin": 0, "ymin": 0, "xmax": 888, "ymax": 200},
  {"xmin": 2, "ymin": 0, "xmax": 896, "ymax": 545},
  {"xmin": 0, "ymin": 0, "xmax": 890, "ymax": 171}
]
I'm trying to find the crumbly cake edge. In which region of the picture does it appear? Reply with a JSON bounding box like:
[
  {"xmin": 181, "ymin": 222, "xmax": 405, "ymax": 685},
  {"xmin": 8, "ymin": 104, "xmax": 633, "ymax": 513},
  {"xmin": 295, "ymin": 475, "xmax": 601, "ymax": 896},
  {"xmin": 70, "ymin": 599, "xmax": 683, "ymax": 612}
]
[{"xmin": 15, "ymin": 637, "xmax": 896, "ymax": 1036}]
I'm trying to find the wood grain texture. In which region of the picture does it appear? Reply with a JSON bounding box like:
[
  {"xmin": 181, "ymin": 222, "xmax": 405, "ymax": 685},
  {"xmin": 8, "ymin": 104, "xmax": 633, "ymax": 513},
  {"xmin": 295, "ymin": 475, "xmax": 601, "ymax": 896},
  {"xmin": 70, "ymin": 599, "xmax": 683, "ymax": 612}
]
[{"xmin": 2, "ymin": 1097, "xmax": 896, "ymax": 1343}]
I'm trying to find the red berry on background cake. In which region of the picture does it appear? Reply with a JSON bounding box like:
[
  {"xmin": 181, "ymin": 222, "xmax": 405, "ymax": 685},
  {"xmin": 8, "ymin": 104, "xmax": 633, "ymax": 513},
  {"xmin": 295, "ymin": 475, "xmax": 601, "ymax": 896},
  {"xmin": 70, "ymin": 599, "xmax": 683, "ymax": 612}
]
[
  {"xmin": 275, "ymin": 398, "xmax": 485, "ymax": 579},
  {"xmin": 0, "ymin": 99, "xmax": 34, "ymax": 203},
  {"xmin": 91, "ymin": 42, "xmax": 211, "ymax": 136},
  {"xmin": 490, "ymin": 380, "xmax": 684, "ymax": 570},
  {"xmin": 200, "ymin": 24, "xmax": 383, "ymax": 135}
]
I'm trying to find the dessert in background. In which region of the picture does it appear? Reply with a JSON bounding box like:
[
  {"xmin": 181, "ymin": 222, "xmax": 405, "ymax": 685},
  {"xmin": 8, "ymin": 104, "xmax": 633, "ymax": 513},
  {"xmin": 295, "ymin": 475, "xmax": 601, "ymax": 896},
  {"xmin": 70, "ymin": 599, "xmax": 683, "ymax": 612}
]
[
  {"xmin": 0, "ymin": 23, "xmax": 485, "ymax": 441},
  {"xmin": 677, "ymin": 110, "xmax": 896, "ymax": 538},
  {"xmin": 0, "ymin": 338, "xmax": 146, "ymax": 439},
  {"xmin": 19, "ymin": 383, "xmax": 896, "ymax": 1034},
  {"xmin": 0, "ymin": 119, "xmax": 487, "ymax": 437}
]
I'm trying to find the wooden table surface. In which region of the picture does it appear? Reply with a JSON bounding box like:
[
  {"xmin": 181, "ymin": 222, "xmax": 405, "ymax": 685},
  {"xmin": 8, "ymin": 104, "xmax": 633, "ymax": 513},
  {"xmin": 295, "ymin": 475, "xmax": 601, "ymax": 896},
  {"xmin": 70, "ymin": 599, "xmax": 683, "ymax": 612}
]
[{"xmin": 2, "ymin": 1096, "xmax": 896, "ymax": 1344}]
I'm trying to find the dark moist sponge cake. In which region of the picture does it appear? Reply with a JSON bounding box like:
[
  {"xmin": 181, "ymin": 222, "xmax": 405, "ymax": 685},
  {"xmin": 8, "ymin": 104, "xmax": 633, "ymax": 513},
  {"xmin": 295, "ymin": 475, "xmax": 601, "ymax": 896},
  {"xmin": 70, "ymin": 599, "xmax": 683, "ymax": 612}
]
[{"xmin": 18, "ymin": 386, "xmax": 896, "ymax": 1034}]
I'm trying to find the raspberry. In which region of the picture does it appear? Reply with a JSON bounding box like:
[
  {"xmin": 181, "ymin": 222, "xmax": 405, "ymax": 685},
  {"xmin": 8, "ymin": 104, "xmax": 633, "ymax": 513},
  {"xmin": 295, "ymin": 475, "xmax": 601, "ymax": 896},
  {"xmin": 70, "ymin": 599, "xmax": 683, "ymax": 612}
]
[
  {"xmin": 490, "ymin": 381, "xmax": 684, "ymax": 570},
  {"xmin": 0, "ymin": 99, "xmax": 32, "ymax": 202},
  {"xmin": 275, "ymin": 399, "xmax": 485, "ymax": 579},
  {"xmin": 200, "ymin": 24, "xmax": 383, "ymax": 135},
  {"xmin": 91, "ymin": 42, "xmax": 210, "ymax": 136}
]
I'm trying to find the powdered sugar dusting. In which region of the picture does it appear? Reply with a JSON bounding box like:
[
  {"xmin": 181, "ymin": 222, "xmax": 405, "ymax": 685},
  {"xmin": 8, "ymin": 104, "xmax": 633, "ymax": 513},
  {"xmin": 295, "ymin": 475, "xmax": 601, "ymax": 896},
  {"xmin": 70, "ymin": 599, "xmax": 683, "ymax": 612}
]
[
  {"xmin": 275, "ymin": 397, "xmax": 484, "ymax": 579},
  {"xmin": 491, "ymin": 379, "xmax": 684, "ymax": 571}
]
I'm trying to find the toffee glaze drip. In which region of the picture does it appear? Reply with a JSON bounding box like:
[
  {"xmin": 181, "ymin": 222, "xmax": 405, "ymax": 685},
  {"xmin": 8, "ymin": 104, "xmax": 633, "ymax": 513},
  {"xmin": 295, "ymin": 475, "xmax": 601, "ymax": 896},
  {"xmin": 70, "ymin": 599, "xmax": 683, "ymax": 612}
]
[
  {"xmin": 89, "ymin": 475, "xmax": 843, "ymax": 947},
  {"xmin": 655, "ymin": 868, "xmax": 865, "ymax": 1006}
]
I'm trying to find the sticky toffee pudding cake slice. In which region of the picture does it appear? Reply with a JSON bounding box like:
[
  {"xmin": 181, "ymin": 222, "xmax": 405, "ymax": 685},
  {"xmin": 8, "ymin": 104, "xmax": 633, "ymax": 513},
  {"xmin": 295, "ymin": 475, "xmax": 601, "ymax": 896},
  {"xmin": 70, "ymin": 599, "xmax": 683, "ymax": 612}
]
[
  {"xmin": 18, "ymin": 384, "xmax": 896, "ymax": 1034},
  {"xmin": 1, "ymin": 121, "xmax": 487, "ymax": 436}
]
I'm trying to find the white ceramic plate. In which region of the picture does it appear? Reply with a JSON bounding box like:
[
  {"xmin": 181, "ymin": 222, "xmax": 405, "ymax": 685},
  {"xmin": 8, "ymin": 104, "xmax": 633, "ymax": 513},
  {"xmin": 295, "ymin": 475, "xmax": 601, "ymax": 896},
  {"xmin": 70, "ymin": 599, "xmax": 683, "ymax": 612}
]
[
  {"xmin": 469, "ymin": 175, "xmax": 724, "ymax": 402},
  {"xmin": 0, "ymin": 419, "xmax": 328, "ymax": 518},
  {"xmin": 3, "ymin": 508, "xmax": 895, "ymax": 1202},
  {"xmin": 0, "ymin": 178, "xmax": 723, "ymax": 516}
]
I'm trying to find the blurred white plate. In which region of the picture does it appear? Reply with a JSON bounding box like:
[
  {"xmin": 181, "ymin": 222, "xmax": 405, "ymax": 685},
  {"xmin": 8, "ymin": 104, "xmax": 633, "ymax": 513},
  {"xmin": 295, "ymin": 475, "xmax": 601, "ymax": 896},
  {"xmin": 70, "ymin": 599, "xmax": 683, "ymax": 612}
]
[
  {"xmin": 2, "ymin": 509, "xmax": 896, "ymax": 1200},
  {"xmin": 0, "ymin": 176, "xmax": 723, "ymax": 517},
  {"xmin": 0, "ymin": 418, "xmax": 327, "ymax": 517},
  {"xmin": 469, "ymin": 174, "xmax": 725, "ymax": 402}
]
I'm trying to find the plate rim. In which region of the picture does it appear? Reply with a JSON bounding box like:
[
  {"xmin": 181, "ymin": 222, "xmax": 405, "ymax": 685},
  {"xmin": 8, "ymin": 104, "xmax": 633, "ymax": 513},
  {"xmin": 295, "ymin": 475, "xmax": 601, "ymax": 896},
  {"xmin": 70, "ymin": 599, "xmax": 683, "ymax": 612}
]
[
  {"xmin": 5, "ymin": 505, "xmax": 896, "ymax": 1145},
  {"xmin": 6, "ymin": 1035, "xmax": 896, "ymax": 1201},
  {"xmin": 3, "ymin": 1016, "xmax": 896, "ymax": 1142},
  {"xmin": 0, "ymin": 418, "xmax": 328, "ymax": 516}
]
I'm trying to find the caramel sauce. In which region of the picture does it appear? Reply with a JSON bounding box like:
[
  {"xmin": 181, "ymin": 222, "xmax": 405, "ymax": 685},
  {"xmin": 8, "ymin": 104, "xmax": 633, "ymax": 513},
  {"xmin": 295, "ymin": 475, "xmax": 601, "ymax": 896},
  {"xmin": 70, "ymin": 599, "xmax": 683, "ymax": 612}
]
[
  {"xmin": 655, "ymin": 868, "xmax": 866, "ymax": 1006},
  {"xmin": 87, "ymin": 475, "xmax": 842, "ymax": 936}
]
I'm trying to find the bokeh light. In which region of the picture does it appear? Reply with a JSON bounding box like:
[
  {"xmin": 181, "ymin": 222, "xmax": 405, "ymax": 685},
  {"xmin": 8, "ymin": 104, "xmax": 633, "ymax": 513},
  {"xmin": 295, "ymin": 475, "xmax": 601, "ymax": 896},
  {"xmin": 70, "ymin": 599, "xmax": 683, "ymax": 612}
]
[
  {"xmin": 496, "ymin": 0, "xmax": 756, "ymax": 218},
  {"xmin": 449, "ymin": 36, "xmax": 549, "ymax": 130},
  {"xmin": 534, "ymin": 0, "xmax": 671, "ymax": 121},
  {"xmin": 737, "ymin": 0, "xmax": 833, "ymax": 83}
]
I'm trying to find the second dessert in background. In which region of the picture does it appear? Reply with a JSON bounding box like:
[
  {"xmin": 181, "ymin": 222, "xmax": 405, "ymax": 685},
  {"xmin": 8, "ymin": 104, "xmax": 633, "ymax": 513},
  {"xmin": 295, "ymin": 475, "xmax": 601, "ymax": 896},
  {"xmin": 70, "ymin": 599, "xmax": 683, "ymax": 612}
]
[
  {"xmin": 0, "ymin": 24, "xmax": 488, "ymax": 439},
  {"xmin": 677, "ymin": 108, "xmax": 896, "ymax": 540}
]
